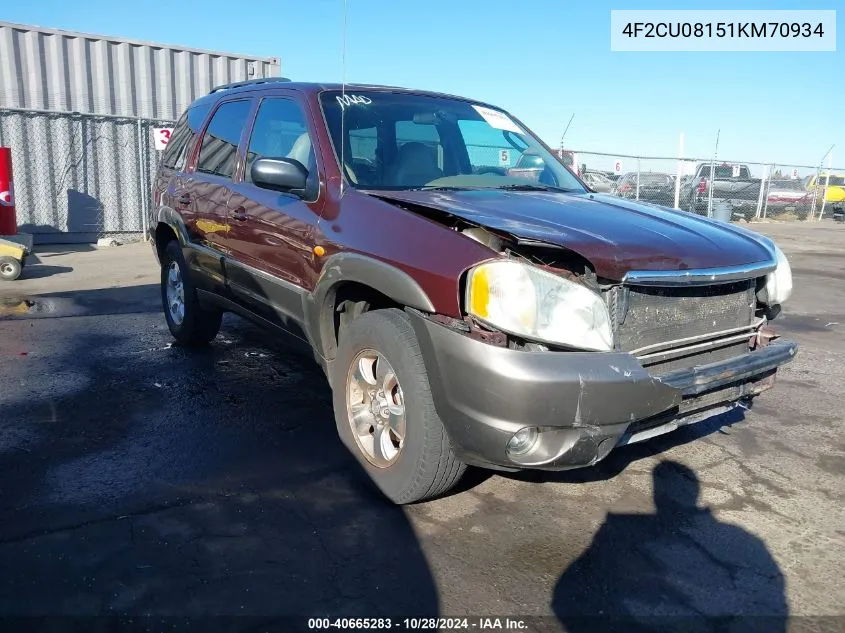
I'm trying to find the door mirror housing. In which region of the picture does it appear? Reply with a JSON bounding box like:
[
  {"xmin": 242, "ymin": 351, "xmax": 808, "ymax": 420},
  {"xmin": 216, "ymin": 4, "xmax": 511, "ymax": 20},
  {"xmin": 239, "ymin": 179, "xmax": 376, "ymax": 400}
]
[{"xmin": 251, "ymin": 158, "xmax": 308, "ymax": 194}]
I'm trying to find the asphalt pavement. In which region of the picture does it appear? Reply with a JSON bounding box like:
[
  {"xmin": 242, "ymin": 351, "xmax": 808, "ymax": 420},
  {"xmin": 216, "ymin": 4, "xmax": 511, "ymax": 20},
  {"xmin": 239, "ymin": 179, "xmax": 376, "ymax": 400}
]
[{"xmin": 0, "ymin": 222, "xmax": 843, "ymax": 632}]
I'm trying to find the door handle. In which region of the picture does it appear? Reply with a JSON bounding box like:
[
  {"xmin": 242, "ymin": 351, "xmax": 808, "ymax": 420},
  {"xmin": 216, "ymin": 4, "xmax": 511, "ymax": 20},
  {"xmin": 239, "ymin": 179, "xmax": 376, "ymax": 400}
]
[
  {"xmin": 230, "ymin": 207, "xmax": 248, "ymax": 221},
  {"xmin": 176, "ymin": 193, "xmax": 192, "ymax": 206}
]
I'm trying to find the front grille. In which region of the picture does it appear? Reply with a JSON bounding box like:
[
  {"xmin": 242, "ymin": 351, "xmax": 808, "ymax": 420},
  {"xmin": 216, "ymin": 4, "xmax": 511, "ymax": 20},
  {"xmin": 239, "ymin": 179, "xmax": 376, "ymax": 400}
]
[{"xmin": 605, "ymin": 280, "xmax": 757, "ymax": 374}]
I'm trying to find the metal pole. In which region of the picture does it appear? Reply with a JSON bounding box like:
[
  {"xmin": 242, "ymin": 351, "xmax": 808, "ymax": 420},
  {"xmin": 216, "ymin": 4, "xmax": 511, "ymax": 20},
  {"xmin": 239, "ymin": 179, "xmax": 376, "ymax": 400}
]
[
  {"xmin": 755, "ymin": 165, "xmax": 767, "ymax": 219},
  {"xmin": 819, "ymin": 151, "xmax": 832, "ymax": 221},
  {"xmin": 674, "ymin": 133, "xmax": 683, "ymax": 209},
  {"xmin": 761, "ymin": 165, "xmax": 773, "ymax": 219},
  {"xmin": 636, "ymin": 158, "xmax": 640, "ymax": 200},
  {"xmin": 559, "ymin": 113, "xmax": 575, "ymax": 155},
  {"xmin": 707, "ymin": 129, "xmax": 719, "ymax": 218},
  {"xmin": 136, "ymin": 118, "xmax": 148, "ymax": 240}
]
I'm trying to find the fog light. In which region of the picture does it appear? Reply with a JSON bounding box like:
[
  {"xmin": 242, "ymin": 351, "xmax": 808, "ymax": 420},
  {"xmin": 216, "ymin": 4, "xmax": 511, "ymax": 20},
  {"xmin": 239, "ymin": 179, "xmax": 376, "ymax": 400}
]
[{"xmin": 507, "ymin": 427, "xmax": 539, "ymax": 456}]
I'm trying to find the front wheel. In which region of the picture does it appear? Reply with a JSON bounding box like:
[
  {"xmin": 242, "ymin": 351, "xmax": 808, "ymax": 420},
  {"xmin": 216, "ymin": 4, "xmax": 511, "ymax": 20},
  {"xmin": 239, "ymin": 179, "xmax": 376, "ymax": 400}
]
[
  {"xmin": 0, "ymin": 256, "xmax": 22, "ymax": 281},
  {"xmin": 160, "ymin": 240, "xmax": 222, "ymax": 346},
  {"xmin": 331, "ymin": 308, "xmax": 466, "ymax": 504}
]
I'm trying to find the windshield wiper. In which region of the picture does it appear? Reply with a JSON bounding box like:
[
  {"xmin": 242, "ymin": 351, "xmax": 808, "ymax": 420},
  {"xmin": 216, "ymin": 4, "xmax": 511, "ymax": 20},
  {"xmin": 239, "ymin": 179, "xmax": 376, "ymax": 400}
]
[
  {"xmin": 409, "ymin": 185, "xmax": 485, "ymax": 192},
  {"xmin": 494, "ymin": 184, "xmax": 581, "ymax": 193}
]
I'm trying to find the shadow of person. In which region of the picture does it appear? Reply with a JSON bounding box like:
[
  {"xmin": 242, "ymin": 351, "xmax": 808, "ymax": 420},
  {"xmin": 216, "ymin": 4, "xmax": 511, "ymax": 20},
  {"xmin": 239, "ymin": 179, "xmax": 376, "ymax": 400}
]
[{"xmin": 552, "ymin": 460, "xmax": 787, "ymax": 633}]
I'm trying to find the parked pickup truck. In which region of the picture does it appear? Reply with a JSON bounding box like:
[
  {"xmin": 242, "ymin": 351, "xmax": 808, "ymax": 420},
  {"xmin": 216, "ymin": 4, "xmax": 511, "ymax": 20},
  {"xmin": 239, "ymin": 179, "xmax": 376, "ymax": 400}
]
[
  {"xmin": 149, "ymin": 79, "xmax": 797, "ymax": 504},
  {"xmin": 682, "ymin": 162, "xmax": 763, "ymax": 219}
]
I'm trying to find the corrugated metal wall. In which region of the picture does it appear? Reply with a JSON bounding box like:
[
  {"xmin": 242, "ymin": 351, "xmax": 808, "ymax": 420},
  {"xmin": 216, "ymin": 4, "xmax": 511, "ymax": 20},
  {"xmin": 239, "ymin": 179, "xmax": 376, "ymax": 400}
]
[
  {"xmin": 0, "ymin": 21, "xmax": 281, "ymax": 119},
  {"xmin": 0, "ymin": 21, "xmax": 280, "ymax": 243}
]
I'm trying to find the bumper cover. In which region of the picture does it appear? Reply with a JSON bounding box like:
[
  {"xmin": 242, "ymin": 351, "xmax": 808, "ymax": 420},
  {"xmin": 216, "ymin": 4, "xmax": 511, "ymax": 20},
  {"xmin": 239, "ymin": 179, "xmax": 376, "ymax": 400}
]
[{"xmin": 407, "ymin": 309, "xmax": 797, "ymax": 472}]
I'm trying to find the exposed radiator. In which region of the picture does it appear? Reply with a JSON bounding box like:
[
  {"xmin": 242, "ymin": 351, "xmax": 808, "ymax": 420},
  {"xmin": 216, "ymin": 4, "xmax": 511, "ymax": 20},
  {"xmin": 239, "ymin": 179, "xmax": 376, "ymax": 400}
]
[{"xmin": 605, "ymin": 280, "xmax": 757, "ymax": 374}]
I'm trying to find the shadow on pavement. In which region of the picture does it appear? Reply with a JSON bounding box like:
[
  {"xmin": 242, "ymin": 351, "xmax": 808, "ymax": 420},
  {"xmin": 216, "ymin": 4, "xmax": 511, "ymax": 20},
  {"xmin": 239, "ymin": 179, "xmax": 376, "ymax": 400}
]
[
  {"xmin": 18, "ymin": 264, "xmax": 74, "ymax": 280},
  {"xmin": 0, "ymin": 292, "xmax": 440, "ymax": 623},
  {"xmin": 552, "ymin": 460, "xmax": 787, "ymax": 633}
]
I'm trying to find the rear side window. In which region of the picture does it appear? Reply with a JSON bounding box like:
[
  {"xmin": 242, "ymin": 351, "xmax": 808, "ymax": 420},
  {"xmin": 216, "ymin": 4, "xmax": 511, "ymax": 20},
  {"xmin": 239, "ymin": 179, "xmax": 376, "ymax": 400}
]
[
  {"xmin": 196, "ymin": 100, "xmax": 252, "ymax": 179},
  {"xmin": 702, "ymin": 165, "xmax": 750, "ymax": 179}
]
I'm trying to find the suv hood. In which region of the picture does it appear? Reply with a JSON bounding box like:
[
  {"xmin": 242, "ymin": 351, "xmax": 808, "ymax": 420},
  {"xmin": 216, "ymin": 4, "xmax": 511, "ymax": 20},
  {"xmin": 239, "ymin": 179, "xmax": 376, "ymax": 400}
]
[{"xmin": 368, "ymin": 189, "xmax": 776, "ymax": 281}]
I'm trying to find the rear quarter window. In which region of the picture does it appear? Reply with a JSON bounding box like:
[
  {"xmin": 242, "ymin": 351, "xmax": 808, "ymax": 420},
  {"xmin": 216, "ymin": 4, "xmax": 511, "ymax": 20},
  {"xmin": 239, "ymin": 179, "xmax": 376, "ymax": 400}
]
[{"xmin": 161, "ymin": 103, "xmax": 213, "ymax": 171}]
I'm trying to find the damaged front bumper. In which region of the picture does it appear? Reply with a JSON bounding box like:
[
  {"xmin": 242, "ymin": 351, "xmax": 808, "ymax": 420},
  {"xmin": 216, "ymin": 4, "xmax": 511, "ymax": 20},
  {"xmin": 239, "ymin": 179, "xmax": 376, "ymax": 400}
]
[{"xmin": 407, "ymin": 309, "xmax": 797, "ymax": 472}]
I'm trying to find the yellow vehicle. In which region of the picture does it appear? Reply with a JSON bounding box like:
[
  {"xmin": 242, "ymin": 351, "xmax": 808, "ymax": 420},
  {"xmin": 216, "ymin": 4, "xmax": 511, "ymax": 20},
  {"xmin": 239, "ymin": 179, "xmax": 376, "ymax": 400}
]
[
  {"xmin": 806, "ymin": 173, "xmax": 845, "ymax": 207},
  {"xmin": 0, "ymin": 234, "xmax": 32, "ymax": 281}
]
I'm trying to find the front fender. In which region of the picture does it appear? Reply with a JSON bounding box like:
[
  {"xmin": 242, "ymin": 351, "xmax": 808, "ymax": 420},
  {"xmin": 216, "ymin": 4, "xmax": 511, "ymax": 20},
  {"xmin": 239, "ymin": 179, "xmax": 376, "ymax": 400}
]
[{"xmin": 305, "ymin": 252, "xmax": 436, "ymax": 362}]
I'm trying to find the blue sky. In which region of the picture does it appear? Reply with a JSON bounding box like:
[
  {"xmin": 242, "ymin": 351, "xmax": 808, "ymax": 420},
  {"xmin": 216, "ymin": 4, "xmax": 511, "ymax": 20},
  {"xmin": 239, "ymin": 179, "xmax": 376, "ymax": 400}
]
[{"xmin": 5, "ymin": 0, "xmax": 843, "ymax": 172}]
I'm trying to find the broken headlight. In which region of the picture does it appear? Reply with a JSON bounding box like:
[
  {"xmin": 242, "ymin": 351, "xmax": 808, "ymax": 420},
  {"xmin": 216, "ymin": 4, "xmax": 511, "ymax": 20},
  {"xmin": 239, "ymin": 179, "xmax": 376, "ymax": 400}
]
[
  {"xmin": 465, "ymin": 260, "xmax": 613, "ymax": 351},
  {"xmin": 763, "ymin": 244, "xmax": 793, "ymax": 306}
]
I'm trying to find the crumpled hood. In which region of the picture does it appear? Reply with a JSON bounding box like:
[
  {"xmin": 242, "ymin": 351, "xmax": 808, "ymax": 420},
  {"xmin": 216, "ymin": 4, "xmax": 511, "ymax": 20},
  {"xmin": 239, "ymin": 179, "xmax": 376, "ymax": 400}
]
[{"xmin": 367, "ymin": 189, "xmax": 776, "ymax": 281}]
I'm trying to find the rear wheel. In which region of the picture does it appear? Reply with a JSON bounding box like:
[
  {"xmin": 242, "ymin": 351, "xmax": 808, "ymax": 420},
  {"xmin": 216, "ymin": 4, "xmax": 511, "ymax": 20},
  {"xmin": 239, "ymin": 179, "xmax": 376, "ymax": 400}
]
[
  {"xmin": 331, "ymin": 308, "xmax": 466, "ymax": 504},
  {"xmin": 0, "ymin": 256, "xmax": 22, "ymax": 281},
  {"xmin": 160, "ymin": 240, "xmax": 222, "ymax": 346}
]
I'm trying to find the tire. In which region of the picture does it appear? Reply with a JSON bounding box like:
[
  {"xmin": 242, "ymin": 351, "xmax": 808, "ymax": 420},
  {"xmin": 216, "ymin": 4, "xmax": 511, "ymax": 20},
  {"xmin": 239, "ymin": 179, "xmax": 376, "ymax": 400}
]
[
  {"xmin": 331, "ymin": 308, "xmax": 466, "ymax": 504},
  {"xmin": 0, "ymin": 256, "xmax": 22, "ymax": 281},
  {"xmin": 160, "ymin": 240, "xmax": 222, "ymax": 346}
]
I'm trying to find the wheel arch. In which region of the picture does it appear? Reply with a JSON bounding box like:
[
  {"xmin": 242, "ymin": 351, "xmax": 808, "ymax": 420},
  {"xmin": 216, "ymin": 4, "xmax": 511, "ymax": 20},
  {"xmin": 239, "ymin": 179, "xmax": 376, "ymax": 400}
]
[
  {"xmin": 152, "ymin": 207, "xmax": 189, "ymax": 264},
  {"xmin": 306, "ymin": 252, "xmax": 437, "ymax": 364}
]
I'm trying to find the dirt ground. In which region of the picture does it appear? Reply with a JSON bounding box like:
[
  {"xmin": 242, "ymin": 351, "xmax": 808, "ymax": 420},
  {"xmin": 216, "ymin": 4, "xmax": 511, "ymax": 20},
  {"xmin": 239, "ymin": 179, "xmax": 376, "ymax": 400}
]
[{"xmin": 1, "ymin": 221, "xmax": 843, "ymax": 632}]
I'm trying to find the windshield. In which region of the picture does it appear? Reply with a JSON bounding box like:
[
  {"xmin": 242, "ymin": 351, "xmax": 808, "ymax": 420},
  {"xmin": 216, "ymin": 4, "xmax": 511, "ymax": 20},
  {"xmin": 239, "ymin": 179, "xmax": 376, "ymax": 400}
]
[
  {"xmin": 319, "ymin": 91, "xmax": 585, "ymax": 192},
  {"xmin": 819, "ymin": 175, "xmax": 845, "ymax": 187}
]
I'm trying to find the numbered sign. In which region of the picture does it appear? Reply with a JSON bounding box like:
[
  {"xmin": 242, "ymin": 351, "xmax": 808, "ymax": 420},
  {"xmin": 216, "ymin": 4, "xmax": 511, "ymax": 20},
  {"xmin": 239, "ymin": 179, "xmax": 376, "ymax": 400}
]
[
  {"xmin": 153, "ymin": 128, "xmax": 174, "ymax": 151},
  {"xmin": 499, "ymin": 149, "xmax": 510, "ymax": 166},
  {"xmin": 614, "ymin": 160, "xmax": 623, "ymax": 174},
  {"xmin": 731, "ymin": 164, "xmax": 741, "ymax": 178},
  {"xmin": 791, "ymin": 168, "xmax": 799, "ymax": 179}
]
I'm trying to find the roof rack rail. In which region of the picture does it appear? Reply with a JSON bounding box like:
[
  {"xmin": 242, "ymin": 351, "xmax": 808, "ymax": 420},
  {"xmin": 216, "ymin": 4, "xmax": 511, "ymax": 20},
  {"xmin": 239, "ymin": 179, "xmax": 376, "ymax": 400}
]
[{"xmin": 209, "ymin": 77, "xmax": 292, "ymax": 94}]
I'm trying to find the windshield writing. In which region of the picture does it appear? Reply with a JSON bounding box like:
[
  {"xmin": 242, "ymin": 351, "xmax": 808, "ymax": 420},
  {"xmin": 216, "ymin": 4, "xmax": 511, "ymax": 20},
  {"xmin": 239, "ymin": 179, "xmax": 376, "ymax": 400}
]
[{"xmin": 319, "ymin": 91, "xmax": 585, "ymax": 192}]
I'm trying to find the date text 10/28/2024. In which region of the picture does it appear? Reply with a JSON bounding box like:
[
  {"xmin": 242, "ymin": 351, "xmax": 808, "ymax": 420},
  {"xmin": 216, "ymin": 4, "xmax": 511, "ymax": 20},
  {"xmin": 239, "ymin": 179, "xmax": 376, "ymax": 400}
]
[{"xmin": 308, "ymin": 618, "xmax": 528, "ymax": 631}]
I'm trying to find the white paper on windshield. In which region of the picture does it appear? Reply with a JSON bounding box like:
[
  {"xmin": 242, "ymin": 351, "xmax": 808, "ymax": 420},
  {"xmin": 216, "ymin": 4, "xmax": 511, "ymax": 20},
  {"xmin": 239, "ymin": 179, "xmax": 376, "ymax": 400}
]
[
  {"xmin": 732, "ymin": 164, "xmax": 741, "ymax": 177},
  {"xmin": 498, "ymin": 149, "xmax": 510, "ymax": 166},
  {"xmin": 472, "ymin": 105, "xmax": 523, "ymax": 134}
]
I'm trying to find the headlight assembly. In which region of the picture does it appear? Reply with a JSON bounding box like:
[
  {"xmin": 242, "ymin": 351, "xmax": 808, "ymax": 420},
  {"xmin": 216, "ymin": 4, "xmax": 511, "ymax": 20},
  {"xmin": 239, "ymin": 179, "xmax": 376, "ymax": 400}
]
[
  {"xmin": 466, "ymin": 260, "xmax": 613, "ymax": 351},
  {"xmin": 764, "ymin": 244, "xmax": 793, "ymax": 306}
]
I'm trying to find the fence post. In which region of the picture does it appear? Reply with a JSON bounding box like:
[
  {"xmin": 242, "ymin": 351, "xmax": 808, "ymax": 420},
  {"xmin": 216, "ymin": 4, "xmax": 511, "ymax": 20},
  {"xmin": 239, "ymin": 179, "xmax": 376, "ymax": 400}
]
[
  {"xmin": 674, "ymin": 133, "xmax": 683, "ymax": 209},
  {"xmin": 636, "ymin": 158, "xmax": 640, "ymax": 200},
  {"xmin": 136, "ymin": 118, "xmax": 148, "ymax": 240},
  {"xmin": 761, "ymin": 165, "xmax": 773, "ymax": 219},
  {"xmin": 819, "ymin": 151, "xmax": 832, "ymax": 221}
]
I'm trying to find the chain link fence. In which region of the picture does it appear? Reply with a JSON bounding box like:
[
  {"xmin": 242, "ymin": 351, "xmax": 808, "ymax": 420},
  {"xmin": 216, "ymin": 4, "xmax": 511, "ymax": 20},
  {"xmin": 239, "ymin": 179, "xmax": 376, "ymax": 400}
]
[
  {"xmin": 3, "ymin": 105, "xmax": 844, "ymax": 245},
  {"xmin": 0, "ymin": 107, "xmax": 174, "ymax": 243},
  {"xmin": 573, "ymin": 151, "xmax": 845, "ymax": 223}
]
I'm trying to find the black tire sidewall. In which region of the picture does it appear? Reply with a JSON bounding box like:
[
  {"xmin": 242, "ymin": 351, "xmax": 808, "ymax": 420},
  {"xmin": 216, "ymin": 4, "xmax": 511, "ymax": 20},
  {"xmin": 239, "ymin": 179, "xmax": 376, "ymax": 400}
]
[
  {"xmin": 331, "ymin": 309, "xmax": 441, "ymax": 503},
  {"xmin": 160, "ymin": 240, "xmax": 218, "ymax": 345}
]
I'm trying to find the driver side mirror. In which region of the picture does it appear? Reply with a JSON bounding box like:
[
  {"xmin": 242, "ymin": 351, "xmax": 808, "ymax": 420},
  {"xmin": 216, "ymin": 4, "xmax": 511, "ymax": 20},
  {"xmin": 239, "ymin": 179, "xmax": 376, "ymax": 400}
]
[{"xmin": 251, "ymin": 158, "xmax": 308, "ymax": 195}]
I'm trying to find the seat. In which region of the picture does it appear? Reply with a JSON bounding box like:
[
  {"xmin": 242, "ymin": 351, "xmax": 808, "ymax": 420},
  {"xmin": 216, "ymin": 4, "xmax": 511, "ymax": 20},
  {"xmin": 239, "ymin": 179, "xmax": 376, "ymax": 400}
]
[
  {"xmin": 385, "ymin": 142, "xmax": 443, "ymax": 187},
  {"xmin": 287, "ymin": 132, "xmax": 313, "ymax": 168}
]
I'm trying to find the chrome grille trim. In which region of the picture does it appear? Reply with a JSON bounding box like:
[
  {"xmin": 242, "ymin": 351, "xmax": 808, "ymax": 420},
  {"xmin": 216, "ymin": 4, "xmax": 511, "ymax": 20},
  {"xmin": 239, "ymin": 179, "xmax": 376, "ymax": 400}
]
[
  {"xmin": 622, "ymin": 261, "xmax": 774, "ymax": 286},
  {"xmin": 629, "ymin": 319, "xmax": 764, "ymax": 357},
  {"xmin": 636, "ymin": 332, "xmax": 754, "ymax": 363}
]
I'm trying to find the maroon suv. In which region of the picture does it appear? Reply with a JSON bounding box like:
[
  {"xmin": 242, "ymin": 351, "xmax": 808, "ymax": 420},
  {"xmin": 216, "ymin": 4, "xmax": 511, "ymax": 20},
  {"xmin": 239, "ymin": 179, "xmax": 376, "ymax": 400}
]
[{"xmin": 149, "ymin": 79, "xmax": 797, "ymax": 504}]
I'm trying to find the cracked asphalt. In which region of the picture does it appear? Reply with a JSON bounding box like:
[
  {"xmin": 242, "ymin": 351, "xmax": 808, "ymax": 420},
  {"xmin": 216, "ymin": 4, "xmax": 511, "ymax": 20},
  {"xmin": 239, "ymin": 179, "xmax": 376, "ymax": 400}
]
[{"xmin": 0, "ymin": 221, "xmax": 843, "ymax": 632}]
